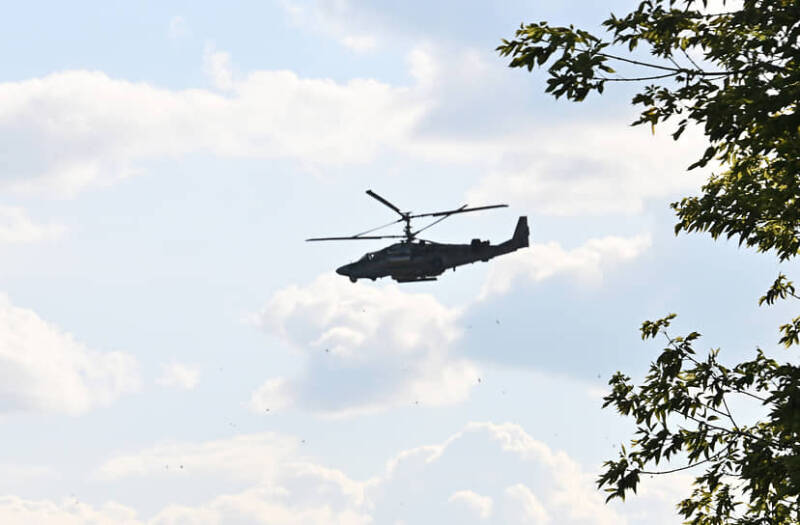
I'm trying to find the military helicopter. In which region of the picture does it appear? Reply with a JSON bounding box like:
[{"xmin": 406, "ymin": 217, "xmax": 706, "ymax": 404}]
[{"xmin": 307, "ymin": 190, "xmax": 529, "ymax": 283}]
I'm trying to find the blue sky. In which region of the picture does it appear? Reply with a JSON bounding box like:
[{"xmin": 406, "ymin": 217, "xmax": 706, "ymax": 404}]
[{"xmin": 0, "ymin": 1, "xmax": 792, "ymax": 524}]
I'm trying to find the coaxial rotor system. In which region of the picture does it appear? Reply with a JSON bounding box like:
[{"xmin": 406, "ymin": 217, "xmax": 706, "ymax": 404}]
[{"xmin": 306, "ymin": 190, "xmax": 508, "ymax": 243}]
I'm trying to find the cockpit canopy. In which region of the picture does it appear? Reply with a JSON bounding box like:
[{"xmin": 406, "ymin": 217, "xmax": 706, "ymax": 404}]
[{"xmin": 386, "ymin": 243, "xmax": 411, "ymax": 255}]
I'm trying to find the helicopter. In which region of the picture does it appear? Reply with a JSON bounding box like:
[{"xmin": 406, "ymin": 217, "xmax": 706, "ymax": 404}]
[{"xmin": 307, "ymin": 190, "xmax": 530, "ymax": 283}]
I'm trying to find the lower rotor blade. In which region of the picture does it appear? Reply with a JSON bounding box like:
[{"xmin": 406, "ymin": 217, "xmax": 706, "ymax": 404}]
[
  {"xmin": 354, "ymin": 218, "xmax": 403, "ymax": 237},
  {"xmin": 306, "ymin": 235, "xmax": 405, "ymax": 241}
]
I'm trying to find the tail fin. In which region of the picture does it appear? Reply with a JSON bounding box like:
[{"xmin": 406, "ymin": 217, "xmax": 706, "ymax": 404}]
[{"xmin": 512, "ymin": 216, "xmax": 529, "ymax": 248}]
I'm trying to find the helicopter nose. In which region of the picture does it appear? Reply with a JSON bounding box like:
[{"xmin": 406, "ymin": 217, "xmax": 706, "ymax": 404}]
[{"xmin": 336, "ymin": 264, "xmax": 350, "ymax": 276}]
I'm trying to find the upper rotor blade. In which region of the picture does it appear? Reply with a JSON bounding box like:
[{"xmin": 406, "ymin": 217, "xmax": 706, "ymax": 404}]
[
  {"xmin": 412, "ymin": 205, "xmax": 467, "ymax": 236},
  {"xmin": 409, "ymin": 204, "xmax": 508, "ymax": 219},
  {"xmin": 366, "ymin": 189, "xmax": 404, "ymax": 217},
  {"xmin": 306, "ymin": 235, "xmax": 405, "ymax": 241}
]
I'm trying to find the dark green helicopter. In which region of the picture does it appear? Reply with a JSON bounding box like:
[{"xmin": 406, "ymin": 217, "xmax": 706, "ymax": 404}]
[{"xmin": 307, "ymin": 190, "xmax": 530, "ymax": 283}]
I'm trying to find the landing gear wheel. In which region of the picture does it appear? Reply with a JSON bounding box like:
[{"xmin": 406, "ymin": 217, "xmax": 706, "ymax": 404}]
[{"xmin": 349, "ymin": 276, "xmax": 357, "ymax": 283}]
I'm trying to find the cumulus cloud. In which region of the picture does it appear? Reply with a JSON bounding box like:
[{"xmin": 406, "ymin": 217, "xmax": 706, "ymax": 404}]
[
  {"xmin": 94, "ymin": 431, "xmax": 375, "ymax": 524},
  {"xmin": 0, "ymin": 42, "xmax": 708, "ymax": 220},
  {"xmin": 0, "ymin": 294, "xmax": 139, "ymax": 414},
  {"xmin": 466, "ymin": 123, "xmax": 710, "ymax": 217},
  {"xmin": 505, "ymin": 484, "xmax": 550, "ymax": 524},
  {"xmin": 0, "ymin": 206, "xmax": 64, "ymax": 243},
  {"xmin": 252, "ymin": 226, "xmax": 649, "ymax": 415},
  {"xmin": 156, "ymin": 361, "xmax": 200, "ymax": 390},
  {"xmin": 149, "ymin": 489, "xmax": 372, "ymax": 525},
  {"xmin": 65, "ymin": 421, "xmax": 685, "ymax": 524},
  {"xmin": 0, "ymin": 65, "xmax": 425, "ymax": 194},
  {"xmin": 3, "ymin": 421, "xmax": 691, "ymax": 524},
  {"xmin": 0, "ymin": 492, "xmax": 371, "ymax": 525},
  {"xmin": 479, "ymin": 234, "xmax": 652, "ymax": 299},
  {"xmin": 251, "ymin": 273, "xmax": 476, "ymax": 416},
  {"xmin": 372, "ymin": 421, "xmax": 681, "ymax": 524},
  {"xmin": 449, "ymin": 489, "xmax": 493, "ymax": 519},
  {"xmin": 202, "ymin": 44, "xmax": 234, "ymax": 91}
]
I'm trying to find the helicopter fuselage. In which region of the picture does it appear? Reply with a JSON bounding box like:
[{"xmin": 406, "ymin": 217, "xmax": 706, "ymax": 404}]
[{"xmin": 336, "ymin": 216, "xmax": 529, "ymax": 283}]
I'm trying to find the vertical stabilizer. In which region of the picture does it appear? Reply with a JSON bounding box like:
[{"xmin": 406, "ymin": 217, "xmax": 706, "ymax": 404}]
[{"xmin": 512, "ymin": 216, "xmax": 529, "ymax": 248}]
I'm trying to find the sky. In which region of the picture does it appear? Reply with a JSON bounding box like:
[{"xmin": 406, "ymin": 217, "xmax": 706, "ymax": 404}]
[{"xmin": 0, "ymin": 1, "xmax": 794, "ymax": 524}]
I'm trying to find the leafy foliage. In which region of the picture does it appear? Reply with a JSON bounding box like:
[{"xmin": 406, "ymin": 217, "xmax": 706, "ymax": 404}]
[
  {"xmin": 498, "ymin": 0, "xmax": 800, "ymax": 260},
  {"xmin": 601, "ymin": 314, "xmax": 799, "ymax": 524},
  {"xmin": 499, "ymin": 1, "xmax": 800, "ymax": 522}
]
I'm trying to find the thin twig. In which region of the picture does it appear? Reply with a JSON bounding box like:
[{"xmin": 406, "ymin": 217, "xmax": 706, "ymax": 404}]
[
  {"xmin": 597, "ymin": 52, "xmax": 733, "ymax": 76},
  {"xmin": 599, "ymin": 73, "xmax": 678, "ymax": 82},
  {"xmin": 638, "ymin": 444, "xmax": 731, "ymax": 475},
  {"xmin": 681, "ymin": 353, "xmax": 768, "ymax": 403},
  {"xmin": 597, "ymin": 52, "xmax": 680, "ymax": 72},
  {"xmin": 722, "ymin": 395, "xmax": 739, "ymax": 430},
  {"xmin": 668, "ymin": 55, "xmax": 684, "ymax": 70},
  {"xmin": 682, "ymin": 48, "xmax": 703, "ymax": 70}
]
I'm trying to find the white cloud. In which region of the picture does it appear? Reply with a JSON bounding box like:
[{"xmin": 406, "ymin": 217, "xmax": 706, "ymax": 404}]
[
  {"xmin": 149, "ymin": 489, "xmax": 372, "ymax": 525},
  {"xmin": 252, "ymin": 228, "xmax": 650, "ymax": 415},
  {"xmin": 251, "ymin": 273, "xmax": 476, "ymax": 416},
  {"xmin": 449, "ymin": 490, "xmax": 493, "ymax": 519},
  {"xmin": 0, "ymin": 65, "xmax": 425, "ymax": 195},
  {"xmin": 202, "ymin": 44, "xmax": 234, "ymax": 90},
  {"xmin": 156, "ymin": 361, "xmax": 200, "ymax": 390},
  {"xmin": 0, "ymin": 43, "xmax": 708, "ymax": 219},
  {"xmin": 0, "ymin": 492, "xmax": 372, "ymax": 525},
  {"xmin": 466, "ymin": 124, "xmax": 710, "ymax": 217},
  {"xmin": 95, "ymin": 432, "xmax": 297, "ymax": 481},
  {"xmin": 167, "ymin": 16, "xmax": 189, "ymax": 40},
  {"xmin": 95, "ymin": 431, "xmax": 375, "ymax": 524},
  {"xmin": 249, "ymin": 377, "xmax": 294, "ymax": 412},
  {"xmin": 0, "ymin": 294, "xmax": 140, "ymax": 414},
  {"xmin": 407, "ymin": 46, "xmax": 440, "ymax": 88},
  {"xmin": 480, "ymin": 234, "xmax": 652, "ymax": 299},
  {"xmin": 504, "ymin": 484, "xmax": 550, "ymax": 524},
  {"xmin": 473, "ymin": 422, "xmax": 624, "ymax": 525},
  {"xmin": 0, "ymin": 496, "xmax": 139, "ymax": 525},
  {"xmin": 372, "ymin": 421, "xmax": 681, "ymax": 524},
  {"xmin": 19, "ymin": 421, "xmax": 688, "ymax": 524},
  {"xmin": 0, "ymin": 206, "xmax": 64, "ymax": 243}
]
